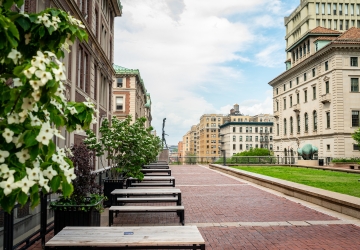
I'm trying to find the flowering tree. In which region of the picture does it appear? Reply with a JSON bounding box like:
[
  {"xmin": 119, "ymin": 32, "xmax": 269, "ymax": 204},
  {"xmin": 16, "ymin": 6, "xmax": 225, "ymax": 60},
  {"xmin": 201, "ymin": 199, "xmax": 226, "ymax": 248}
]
[
  {"xmin": 352, "ymin": 128, "xmax": 360, "ymax": 147},
  {"xmin": 0, "ymin": 1, "xmax": 96, "ymax": 213},
  {"xmin": 85, "ymin": 116, "xmax": 162, "ymax": 180}
]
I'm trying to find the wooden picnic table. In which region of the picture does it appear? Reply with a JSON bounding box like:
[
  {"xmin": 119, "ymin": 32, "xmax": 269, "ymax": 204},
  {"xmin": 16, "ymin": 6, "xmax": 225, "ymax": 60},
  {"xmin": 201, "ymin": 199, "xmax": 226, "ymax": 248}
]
[
  {"xmin": 111, "ymin": 188, "xmax": 182, "ymax": 205},
  {"xmin": 45, "ymin": 226, "xmax": 205, "ymax": 249},
  {"xmin": 126, "ymin": 176, "xmax": 175, "ymax": 188}
]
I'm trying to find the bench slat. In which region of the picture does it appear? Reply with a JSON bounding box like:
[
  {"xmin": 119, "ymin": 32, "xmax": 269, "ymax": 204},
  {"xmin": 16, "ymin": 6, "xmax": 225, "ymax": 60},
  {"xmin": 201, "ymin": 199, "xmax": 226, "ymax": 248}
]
[
  {"xmin": 110, "ymin": 206, "xmax": 184, "ymax": 211},
  {"xmin": 117, "ymin": 197, "xmax": 178, "ymax": 202}
]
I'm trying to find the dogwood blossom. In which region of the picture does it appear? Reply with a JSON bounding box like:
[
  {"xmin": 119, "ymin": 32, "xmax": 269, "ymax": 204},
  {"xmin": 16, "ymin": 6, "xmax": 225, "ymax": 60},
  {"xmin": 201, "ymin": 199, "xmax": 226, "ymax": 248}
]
[
  {"xmin": 31, "ymin": 89, "xmax": 41, "ymax": 101},
  {"xmin": 67, "ymin": 106, "xmax": 77, "ymax": 115},
  {"xmin": 0, "ymin": 150, "xmax": 10, "ymax": 163},
  {"xmin": 26, "ymin": 167, "xmax": 41, "ymax": 181},
  {"xmin": 52, "ymin": 153, "xmax": 64, "ymax": 165},
  {"xmin": 64, "ymin": 168, "xmax": 76, "ymax": 183},
  {"xmin": 16, "ymin": 176, "xmax": 36, "ymax": 194},
  {"xmin": 30, "ymin": 113, "xmax": 42, "ymax": 126},
  {"xmin": 0, "ymin": 164, "xmax": 15, "ymax": 179},
  {"xmin": 42, "ymin": 166, "xmax": 57, "ymax": 180},
  {"xmin": 36, "ymin": 122, "xmax": 54, "ymax": 145},
  {"xmin": 25, "ymin": 33, "xmax": 31, "ymax": 45},
  {"xmin": 35, "ymin": 70, "xmax": 53, "ymax": 85},
  {"xmin": 38, "ymin": 174, "xmax": 50, "ymax": 192},
  {"xmin": 7, "ymin": 49, "xmax": 22, "ymax": 64},
  {"xmin": 18, "ymin": 109, "xmax": 28, "ymax": 123},
  {"xmin": 2, "ymin": 128, "xmax": 14, "ymax": 143},
  {"xmin": 75, "ymin": 124, "xmax": 84, "ymax": 132},
  {"xmin": 29, "ymin": 80, "xmax": 42, "ymax": 90},
  {"xmin": 21, "ymin": 97, "xmax": 35, "ymax": 111},
  {"xmin": 15, "ymin": 148, "xmax": 30, "ymax": 164},
  {"xmin": 13, "ymin": 78, "xmax": 22, "ymax": 87},
  {"xmin": 0, "ymin": 175, "xmax": 17, "ymax": 196},
  {"xmin": 52, "ymin": 67, "xmax": 66, "ymax": 81},
  {"xmin": 24, "ymin": 66, "xmax": 37, "ymax": 78},
  {"xmin": 53, "ymin": 129, "xmax": 65, "ymax": 140},
  {"xmin": 12, "ymin": 136, "xmax": 23, "ymax": 148}
]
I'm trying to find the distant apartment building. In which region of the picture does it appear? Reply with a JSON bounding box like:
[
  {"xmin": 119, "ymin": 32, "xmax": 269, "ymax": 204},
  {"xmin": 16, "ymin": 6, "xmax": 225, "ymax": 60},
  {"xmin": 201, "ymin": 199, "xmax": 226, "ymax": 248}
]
[
  {"xmin": 177, "ymin": 141, "xmax": 183, "ymax": 158},
  {"xmin": 285, "ymin": 0, "xmax": 360, "ymax": 69},
  {"xmin": 269, "ymin": 27, "xmax": 360, "ymax": 160},
  {"xmin": 112, "ymin": 65, "xmax": 152, "ymax": 128}
]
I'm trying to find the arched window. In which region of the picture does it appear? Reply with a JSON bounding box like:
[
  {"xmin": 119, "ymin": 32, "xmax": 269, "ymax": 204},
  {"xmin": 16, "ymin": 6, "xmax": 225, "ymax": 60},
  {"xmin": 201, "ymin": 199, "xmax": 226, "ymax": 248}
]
[
  {"xmin": 297, "ymin": 114, "xmax": 300, "ymax": 133},
  {"xmin": 303, "ymin": 43, "xmax": 306, "ymax": 55},
  {"xmin": 304, "ymin": 113, "xmax": 308, "ymax": 132},
  {"xmin": 284, "ymin": 118, "xmax": 287, "ymax": 135},
  {"xmin": 313, "ymin": 111, "xmax": 317, "ymax": 131},
  {"xmin": 299, "ymin": 46, "xmax": 302, "ymax": 57},
  {"xmin": 290, "ymin": 116, "xmax": 293, "ymax": 134}
]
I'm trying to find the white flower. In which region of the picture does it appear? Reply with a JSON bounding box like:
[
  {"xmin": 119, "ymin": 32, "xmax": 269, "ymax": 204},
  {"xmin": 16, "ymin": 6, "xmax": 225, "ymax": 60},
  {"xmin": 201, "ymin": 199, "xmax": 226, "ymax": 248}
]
[
  {"xmin": 52, "ymin": 154, "xmax": 64, "ymax": 164},
  {"xmin": 43, "ymin": 18, "xmax": 52, "ymax": 28},
  {"xmin": 84, "ymin": 97, "xmax": 95, "ymax": 108},
  {"xmin": 57, "ymin": 148, "xmax": 66, "ymax": 156},
  {"xmin": 35, "ymin": 70, "xmax": 53, "ymax": 85},
  {"xmin": 64, "ymin": 168, "xmax": 76, "ymax": 183},
  {"xmin": 52, "ymin": 67, "xmax": 66, "ymax": 81},
  {"xmin": 65, "ymin": 147, "xmax": 73, "ymax": 157},
  {"xmin": 31, "ymin": 89, "xmax": 41, "ymax": 101},
  {"xmin": 24, "ymin": 66, "xmax": 37, "ymax": 79},
  {"xmin": 76, "ymin": 124, "xmax": 83, "ymax": 132},
  {"xmin": 29, "ymin": 80, "xmax": 42, "ymax": 90},
  {"xmin": 0, "ymin": 164, "xmax": 15, "ymax": 179},
  {"xmin": 67, "ymin": 106, "xmax": 77, "ymax": 115},
  {"xmin": 45, "ymin": 51, "xmax": 56, "ymax": 58},
  {"xmin": 25, "ymin": 33, "xmax": 31, "ymax": 45},
  {"xmin": 38, "ymin": 174, "xmax": 50, "ymax": 192},
  {"xmin": 53, "ymin": 129, "xmax": 65, "ymax": 140},
  {"xmin": 19, "ymin": 109, "xmax": 28, "ymax": 123},
  {"xmin": 2, "ymin": 128, "xmax": 14, "ymax": 143},
  {"xmin": 29, "ymin": 113, "xmax": 42, "ymax": 126},
  {"xmin": 0, "ymin": 150, "xmax": 10, "ymax": 163},
  {"xmin": 35, "ymin": 122, "xmax": 53, "ymax": 145},
  {"xmin": 21, "ymin": 97, "xmax": 35, "ymax": 111},
  {"xmin": 7, "ymin": 49, "xmax": 22, "ymax": 64},
  {"xmin": 16, "ymin": 176, "xmax": 35, "ymax": 194},
  {"xmin": 15, "ymin": 148, "xmax": 30, "ymax": 164},
  {"xmin": 42, "ymin": 166, "xmax": 57, "ymax": 180},
  {"xmin": 0, "ymin": 175, "xmax": 17, "ymax": 196},
  {"xmin": 12, "ymin": 135, "xmax": 22, "ymax": 148},
  {"xmin": 7, "ymin": 113, "xmax": 20, "ymax": 124},
  {"xmin": 13, "ymin": 78, "xmax": 22, "ymax": 87},
  {"xmin": 55, "ymin": 59, "xmax": 66, "ymax": 71},
  {"xmin": 32, "ymin": 157, "xmax": 41, "ymax": 168},
  {"xmin": 50, "ymin": 98, "xmax": 64, "ymax": 114},
  {"xmin": 52, "ymin": 16, "xmax": 61, "ymax": 23},
  {"xmin": 91, "ymin": 114, "xmax": 97, "ymax": 124},
  {"xmin": 26, "ymin": 167, "xmax": 41, "ymax": 181},
  {"xmin": 43, "ymin": 109, "xmax": 50, "ymax": 120}
]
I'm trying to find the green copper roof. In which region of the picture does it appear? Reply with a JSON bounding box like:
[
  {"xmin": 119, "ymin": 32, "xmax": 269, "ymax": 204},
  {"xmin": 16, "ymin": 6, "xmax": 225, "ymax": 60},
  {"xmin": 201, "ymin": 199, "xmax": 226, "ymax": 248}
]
[{"xmin": 113, "ymin": 64, "xmax": 151, "ymax": 109}]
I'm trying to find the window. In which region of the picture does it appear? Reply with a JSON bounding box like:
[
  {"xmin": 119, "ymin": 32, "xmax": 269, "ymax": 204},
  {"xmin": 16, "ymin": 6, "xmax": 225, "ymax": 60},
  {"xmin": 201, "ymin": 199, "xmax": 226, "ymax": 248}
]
[
  {"xmin": 290, "ymin": 81, "xmax": 292, "ymax": 88},
  {"xmin": 358, "ymin": 4, "xmax": 360, "ymax": 15},
  {"xmin": 255, "ymin": 127, "xmax": 258, "ymax": 133},
  {"xmin": 304, "ymin": 113, "xmax": 308, "ymax": 132},
  {"xmin": 246, "ymin": 127, "xmax": 248, "ymax": 133},
  {"xmin": 333, "ymin": 3, "xmax": 337, "ymax": 15},
  {"xmin": 116, "ymin": 78, "xmax": 123, "ymax": 88},
  {"xmin": 277, "ymin": 124, "xmax": 279, "ymax": 136},
  {"xmin": 255, "ymin": 136, "xmax": 258, "ymax": 142},
  {"xmin": 346, "ymin": 20, "xmax": 349, "ymax": 30},
  {"xmin": 313, "ymin": 111, "xmax": 317, "ymax": 131},
  {"xmin": 304, "ymin": 73, "xmax": 307, "ymax": 81},
  {"xmin": 316, "ymin": 3, "xmax": 319, "ymax": 14},
  {"xmin": 240, "ymin": 127, "xmax": 242, "ymax": 132},
  {"xmin": 328, "ymin": 20, "xmax": 331, "ymax": 29},
  {"xmin": 327, "ymin": 144, "xmax": 330, "ymax": 150},
  {"xmin": 270, "ymin": 136, "xmax": 273, "ymax": 141},
  {"xmin": 351, "ymin": 78, "xmax": 359, "ymax": 92},
  {"xmin": 313, "ymin": 86, "xmax": 316, "ymax": 99},
  {"xmin": 233, "ymin": 144, "xmax": 236, "ymax": 150},
  {"xmin": 276, "ymin": 88, "xmax": 278, "ymax": 95},
  {"xmin": 290, "ymin": 96, "xmax": 293, "ymax": 107},
  {"xmin": 116, "ymin": 97, "xmax": 123, "ymax": 111},
  {"xmin": 339, "ymin": 3, "xmax": 343, "ymax": 15},
  {"xmin": 296, "ymin": 77, "xmax": 299, "ymax": 85},
  {"xmin": 351, "ymin": 4, "xmax": 354, "ymax": 15},
  {"xmin": 249, "ymin": 136, "xmax": 252, "ymax": 141},
  {"xmin": 327, "ymin": 3, "xmax": 331, "ymax": 15},
  {"xmin": 284, "ymin": 119, "xmax": 287, "ymax": 135},
  {"xmin": 325, "ymin": 81, "xmax": 329, "ymax": 93},
  {"xmin": 326, "ymin": 112, "xmax": 330, "ymax": 128},
  {"xmin": 276, "ymin": 101, "xmax": 279, "ymax": 111},
  {"xmin": 334, "ymin": 20, "xmax": 338, "ymax": 30},
  {"xmin": 284, "ymin": 84, "xmax": 286, "ymax": 91},
  {"xmin": 290, "ymin": 116, "xmax": 293, "ymax": 134},
  {"xmin": 239, "ymin": 136, "xmax": 242, "ymax": 141},
  {"xmin": 321, "ymin": 3, "xmax": 325, "ymax": 14},
  {"xmin": 322, "ymin": 19, "xmax": 326, "ymax": 27},
  {"xmin": 246, "ymin": 144, "xmax": 249, "ymax": 150},
  {"xmin": 345, "ymin": 4, "xmax": 348, "ymax": 15},
  {"xmin": 233, "ymin": 136, "xmax": 236, "ymax": 142},
  {"xmin": 312, "ymin": 68, "xmax": 316, "ymax": 77},
  {"xmin": 297, "ymin": 115, "xmax": 300, "ymax": 133},
  {"xmin": 325, "ymin": 61, "xmax": 329, "ymax": 71},
  {"xmin": 354, "ymin": 144, "xmax": 359, "ymax": 151},
  {"xmin": 233, "ymin": 127, "xmax": 236, "ymax": 132},
  {"xmin": 352, "ymin": 111, "xmax": 359, "ymax": 127},
  {"xmin": 240, "ymin": 144, "xmax": 243, "ymax": 150},
  {"xmin": 297, "ymin": 93, "xmax": 300, "ymax": 104},
  {"xmin": 283, "ymin": 98, "xmax": 286, "ymax": 110},
  {"xmin": 351, "ymin": 57, "xmax": 358, "ymax": 67},
  {"xmin": 340, "ymin": 20, "xmax": 343, "ymax": 30},
  {"xmin": 304, "ymin": 90, "xmax": 308, "ymax": 102}
]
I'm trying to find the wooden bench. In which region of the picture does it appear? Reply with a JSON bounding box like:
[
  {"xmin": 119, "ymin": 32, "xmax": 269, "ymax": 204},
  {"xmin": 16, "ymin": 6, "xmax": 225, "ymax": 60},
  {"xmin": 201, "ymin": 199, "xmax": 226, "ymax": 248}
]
[
  {"xmin": 126, "ymin": 176, "xmax": 175, "ymax": 188},
  {"xmin": 140, "ymin": 169, "xmax": 171, "ymax": 176},
  {"xmin": 45, "ymin": 226, "xmax": 205, "ymax": 249},
  {"xmin": 109, "ymin": 206, "xmax": 185, "ymax": 226},
  {"xmin": 117, "ymin": 197, "xmax": 179, "ymax": 204},
  {"xmin": 143, "ymin": 164, "xmax": 169, "ymax": 169}
]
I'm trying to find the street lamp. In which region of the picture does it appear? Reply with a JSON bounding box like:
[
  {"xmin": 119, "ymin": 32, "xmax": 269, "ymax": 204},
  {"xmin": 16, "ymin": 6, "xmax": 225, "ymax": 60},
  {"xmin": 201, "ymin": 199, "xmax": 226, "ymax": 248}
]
[{"xmin": 218, "ymin": 145, "xmax": 226, "ymax": 166}]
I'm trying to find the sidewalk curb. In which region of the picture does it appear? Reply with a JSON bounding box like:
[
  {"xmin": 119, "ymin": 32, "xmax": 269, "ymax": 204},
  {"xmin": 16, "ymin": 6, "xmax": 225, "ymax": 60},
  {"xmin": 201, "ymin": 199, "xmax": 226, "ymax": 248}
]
[{"xmin": 209, "ymin": 164, "xmax": 360, "ymax": 220}]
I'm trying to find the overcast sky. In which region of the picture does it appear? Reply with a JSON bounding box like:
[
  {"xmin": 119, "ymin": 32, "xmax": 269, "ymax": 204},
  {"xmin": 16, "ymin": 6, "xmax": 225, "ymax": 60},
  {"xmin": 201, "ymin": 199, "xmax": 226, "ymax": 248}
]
[{"xmin": 113, "ymin": 0, "xmax": 299, "ymax": 145}]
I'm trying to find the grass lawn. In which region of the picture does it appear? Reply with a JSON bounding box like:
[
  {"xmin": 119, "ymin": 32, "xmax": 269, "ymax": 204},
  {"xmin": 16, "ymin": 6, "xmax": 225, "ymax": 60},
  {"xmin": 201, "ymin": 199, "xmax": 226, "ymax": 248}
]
[{"xmin": 233, "ymin": 166, "xmax": 360, "ymax": 198}]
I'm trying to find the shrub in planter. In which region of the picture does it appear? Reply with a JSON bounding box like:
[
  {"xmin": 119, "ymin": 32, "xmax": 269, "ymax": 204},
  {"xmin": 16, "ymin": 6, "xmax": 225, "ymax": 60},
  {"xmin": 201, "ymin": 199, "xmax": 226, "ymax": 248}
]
[{"xmin": 50, "ymin": 144, "xmax": 104, "ymax": 234}]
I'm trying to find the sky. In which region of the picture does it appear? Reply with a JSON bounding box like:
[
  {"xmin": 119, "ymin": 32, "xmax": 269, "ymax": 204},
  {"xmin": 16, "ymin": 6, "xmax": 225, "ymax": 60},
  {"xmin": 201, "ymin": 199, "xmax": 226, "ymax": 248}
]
[{"xmin": 113, "ymin": 0, "xmax": 299, "ymax": 146}]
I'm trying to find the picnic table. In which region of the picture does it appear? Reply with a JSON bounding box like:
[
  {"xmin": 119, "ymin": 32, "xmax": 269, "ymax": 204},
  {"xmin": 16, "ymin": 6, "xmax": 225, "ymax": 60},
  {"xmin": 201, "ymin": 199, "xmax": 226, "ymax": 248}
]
[
  {"xmin": 140, "ymin": 168, "xmax": 171, "ymax": 176},
  {"xmin": 45, "ymin": 226, "xmax": 205, "ymax": 249},
  {"xmin": 126, "ymin": 176, "xmax": 175, "ymax": 188}
]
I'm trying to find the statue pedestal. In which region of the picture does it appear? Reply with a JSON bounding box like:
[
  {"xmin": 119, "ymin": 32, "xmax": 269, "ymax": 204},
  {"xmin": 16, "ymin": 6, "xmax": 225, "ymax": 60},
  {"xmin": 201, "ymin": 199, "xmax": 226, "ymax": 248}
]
[
  {"xmin": 158, "ymin": 149, "xmax": 169, "ymax": 163},
  {"xmin": 297, "ymin": 160, "xmax": 318, "ymax": 166}
]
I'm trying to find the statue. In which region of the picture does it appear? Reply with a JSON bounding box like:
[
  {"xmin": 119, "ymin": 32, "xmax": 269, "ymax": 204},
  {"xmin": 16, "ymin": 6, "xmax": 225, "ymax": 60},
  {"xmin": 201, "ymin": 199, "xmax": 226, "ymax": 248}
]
[
  {"xmin": 162, "ymin": 118, "xmax": 168, "ymax": 149},
  {"xmin": 297, "ymin": 144, "xmax": 318, "ymax": 160}
]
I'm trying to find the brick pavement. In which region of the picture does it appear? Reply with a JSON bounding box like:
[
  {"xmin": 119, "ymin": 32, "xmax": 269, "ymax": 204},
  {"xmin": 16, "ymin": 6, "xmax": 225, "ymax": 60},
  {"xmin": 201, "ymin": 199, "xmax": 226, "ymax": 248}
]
[{"xmin": 28, "ymin": 164, "xmax": 360, "ymax": 249}]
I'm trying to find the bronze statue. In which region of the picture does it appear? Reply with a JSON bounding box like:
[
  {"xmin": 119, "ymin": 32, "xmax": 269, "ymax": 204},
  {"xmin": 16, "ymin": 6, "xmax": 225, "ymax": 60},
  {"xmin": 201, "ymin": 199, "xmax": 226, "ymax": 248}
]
[{"xmin": 162, "ymin": 118, "xmax": 168, "ymax": 149}]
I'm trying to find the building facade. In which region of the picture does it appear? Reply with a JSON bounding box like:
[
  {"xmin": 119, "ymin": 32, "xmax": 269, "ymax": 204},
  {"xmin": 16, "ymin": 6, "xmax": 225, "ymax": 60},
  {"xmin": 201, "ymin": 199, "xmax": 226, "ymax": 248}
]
[
  {"xmin": 112, "ymin": 65, "xmax": 152, "ymax": 128},
  {"xmin": 24, "ymin": 0, "xmax": 122, "ymax": 170},
  {"xmin": 269, "ymin": 27, "xmax": 360, "ymax": 160},
  {"xmin": 285, "ymin": 0, "xmax": 360, "ymax": 67}
]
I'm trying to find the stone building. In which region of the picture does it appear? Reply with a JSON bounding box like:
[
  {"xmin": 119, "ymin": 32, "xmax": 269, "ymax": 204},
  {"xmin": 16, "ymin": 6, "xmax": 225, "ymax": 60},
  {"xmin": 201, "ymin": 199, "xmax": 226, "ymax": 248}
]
[
  {"xmin": 269, "ymin": 27, "xmax": 360, "ymax": 160},
  {"xmin": 112, "ymin": 65, "xmax": 152, "ymax": 128},
  {"xmin": 23, "ymin": 0, "xmax": 122, "ymax": 170}
]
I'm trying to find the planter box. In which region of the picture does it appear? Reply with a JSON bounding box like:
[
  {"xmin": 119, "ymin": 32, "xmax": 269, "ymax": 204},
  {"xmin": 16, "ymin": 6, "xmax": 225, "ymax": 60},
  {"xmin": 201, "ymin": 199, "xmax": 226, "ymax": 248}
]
[
  {"xmin": 331, "ymin": 162, "xmax": 360, "ymax": 169},
  {"xmin": 51, "ymin": 198, "xmax": 103, "ymax": 235},
  {"xmin": 103, "ymin": 178, "xmax": 125, "ymax": 207}
]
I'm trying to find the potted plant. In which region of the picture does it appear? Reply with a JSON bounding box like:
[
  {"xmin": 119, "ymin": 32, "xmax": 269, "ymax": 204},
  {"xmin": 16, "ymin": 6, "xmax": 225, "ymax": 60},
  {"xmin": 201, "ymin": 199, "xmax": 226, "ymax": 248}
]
[
  {"xmin": 84, "ymin": 115, "xmax": 162, "ymax": 205},
  {"xmin": 50, "ymin": 143, "xmax": 104, "ymax": 234}
]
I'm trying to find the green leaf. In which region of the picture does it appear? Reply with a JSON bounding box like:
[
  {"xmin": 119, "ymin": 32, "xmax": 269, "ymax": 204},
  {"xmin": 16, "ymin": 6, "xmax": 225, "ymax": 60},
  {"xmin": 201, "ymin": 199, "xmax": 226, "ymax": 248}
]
[
  {"xmin": 40, "ymin": 162, "xmax": 52, "ymax": 170},
  {"xmin": 29, "ymin": 147, "xmax": 39, "ymax": 161},
  {"xmin": 0, "ymin": 193, "xmax": 17, "ymax": 214},
  {"xmin": 50, "ymin": 176, "xmax": 61, "ymax": 191},
  {"xmin": 30, "ymin": 184, "xmax": 39, "ymax": 195},
  {"xmin": 14, "ymin": 0, "xmax": 24, "ymax": 7},
  {"xmin": 30, "ymin": 192, "xmax": 40, "ymax": 209},
  {"xmin": 61, "ymin": 180, "xmax": 73, "ymax": 197},
  {"xmin": 8, "ymin": 22, "xmax": 20, "ymax": 40},
  {"xmin": 24, "ymin": 130, "xmax": 38, "ymax": 147},
  {"xmin": 3, "ymin": 0, "xmax": 14, "ymax": 10},
  {"xmin": 39, "ymin": 26, "xmax": 45, "ymax": 38},
  {"xmin": 47, "ymin": 140, "xmax": 56, "ymax": 158},
  {"xmin": 18, "ymin": 191, "xmax": 28, "ymax": 205},
  {"xmin": 16, "ymin": 17, "xmax": 30, "ymax": 31}
]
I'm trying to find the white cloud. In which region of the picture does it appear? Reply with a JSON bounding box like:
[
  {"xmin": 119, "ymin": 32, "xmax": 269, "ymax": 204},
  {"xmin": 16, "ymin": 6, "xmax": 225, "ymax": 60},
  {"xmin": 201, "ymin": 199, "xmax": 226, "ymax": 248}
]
[
  {"xmin": 255, "ymin": 44, "xmax": 284, "ymax": 67},
  {"xmin": 114, "ymin": 0, "xmax": 289, "ymax": 144}
]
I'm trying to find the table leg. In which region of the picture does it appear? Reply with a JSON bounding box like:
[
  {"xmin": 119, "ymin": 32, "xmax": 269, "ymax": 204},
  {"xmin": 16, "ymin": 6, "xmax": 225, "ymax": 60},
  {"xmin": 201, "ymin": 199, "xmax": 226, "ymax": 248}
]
[
  {"xmin": 109, "ymin": 210, "xmax": 113, "ymax": 227},
  {"xmin": 173, "ymin": 179, "xmax": 176, "ymax": 187},
  {"xmin": 177, "ymin": 193, "xmax": 182, "ymax": 205}
]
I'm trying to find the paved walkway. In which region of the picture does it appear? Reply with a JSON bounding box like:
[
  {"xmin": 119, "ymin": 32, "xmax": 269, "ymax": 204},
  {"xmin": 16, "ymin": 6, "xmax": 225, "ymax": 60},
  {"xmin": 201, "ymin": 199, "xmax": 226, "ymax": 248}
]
[{"xmin": 29, "ymin": 164, "xmax": 360, "ymax": 249}]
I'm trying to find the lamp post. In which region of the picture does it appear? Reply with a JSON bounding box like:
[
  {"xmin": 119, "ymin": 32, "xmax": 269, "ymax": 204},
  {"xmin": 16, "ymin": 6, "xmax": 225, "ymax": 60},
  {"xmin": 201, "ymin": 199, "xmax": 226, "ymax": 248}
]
[{"xmin": 218, "ymin": 145, "xmax": 226, "ymax": 166}]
